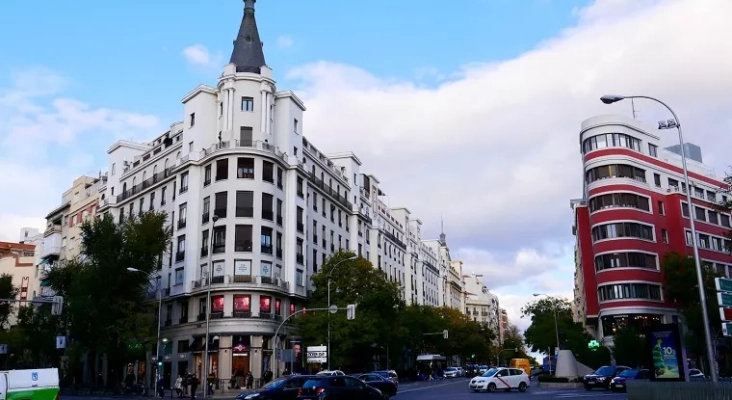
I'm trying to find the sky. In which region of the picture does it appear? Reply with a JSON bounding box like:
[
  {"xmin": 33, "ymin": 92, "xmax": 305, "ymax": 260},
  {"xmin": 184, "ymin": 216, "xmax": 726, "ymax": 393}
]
[{"xmin": 3, "ymin": 0, "xmax": 732, "ymax": 340}]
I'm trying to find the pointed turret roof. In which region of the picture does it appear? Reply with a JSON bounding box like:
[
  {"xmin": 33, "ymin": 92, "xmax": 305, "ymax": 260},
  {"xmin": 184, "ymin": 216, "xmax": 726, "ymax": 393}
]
[{"xmin": 230, "ymin": 0, "xmax": 266, "ymax": 73}]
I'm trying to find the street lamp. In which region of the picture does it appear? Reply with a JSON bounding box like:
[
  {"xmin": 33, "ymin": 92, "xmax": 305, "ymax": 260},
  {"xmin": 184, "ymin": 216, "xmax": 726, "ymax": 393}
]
[
  {"xmin": 533, "ymin": 293, "xmax": 559, "ymax": 374},
  {"xmin": 127, "ymin": 267, "xmax": 164, "ymax": 383},
  {"xmin": 326, "ymin": 254, "xmax": 358, "ymax": 371},
  {"xmin": 600, "ymin": 94, "xmax": 717, "ymax": 383},
  {"xmin": 203, "ymin": 214, "xmax": 219, "ymax": 398}
]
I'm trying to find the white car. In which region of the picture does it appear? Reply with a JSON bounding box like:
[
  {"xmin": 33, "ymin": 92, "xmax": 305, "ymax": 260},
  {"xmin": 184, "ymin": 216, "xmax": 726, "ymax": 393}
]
[
  {"xmin": 469, "ymin": 367, "xmax": 530, "ymax": 392},
  {"xmin": 444, "ymin": 367, "xmax": 461, "ymax": 378},
  {"xmin": 316, "ymin": 370, "xmax": 345, "ymax": 376}
]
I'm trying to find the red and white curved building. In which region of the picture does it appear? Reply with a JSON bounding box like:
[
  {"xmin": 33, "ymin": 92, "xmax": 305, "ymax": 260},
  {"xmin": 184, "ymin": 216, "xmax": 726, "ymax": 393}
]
[{"xmin": 572, "ymin": 114, "xmax": 731, "ymax": 346}]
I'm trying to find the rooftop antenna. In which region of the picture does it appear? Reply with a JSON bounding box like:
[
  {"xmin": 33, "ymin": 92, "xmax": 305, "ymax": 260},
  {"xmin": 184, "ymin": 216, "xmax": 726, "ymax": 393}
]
[{"xmin": 439, "ymin": 214, "xmax": 446, "ymax": 245}]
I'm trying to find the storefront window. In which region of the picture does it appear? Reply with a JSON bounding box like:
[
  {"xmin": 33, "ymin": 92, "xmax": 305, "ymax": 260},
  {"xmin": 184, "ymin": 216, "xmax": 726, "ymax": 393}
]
[
  {"xmin": 260, "ymin": 296, "xmax": 272, "ymax": 314},
  {"xmin": 601, "ymin": 313, "xmax": 663, "ymax": 335}
]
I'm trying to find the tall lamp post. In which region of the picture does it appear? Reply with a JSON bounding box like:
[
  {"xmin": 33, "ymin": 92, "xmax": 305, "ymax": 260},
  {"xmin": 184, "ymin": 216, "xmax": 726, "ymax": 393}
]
[
  {"xmin": 127, "ymin": 267, "xmax": 164, "ymax": 384},
  {"xmin": 203, "ymin": 214, "xmax": 219, "ymax": 397},
  {"xmin": 533, "ymin": 293, "xmax": 559, "ymax": 375},
  {"xmin": 600, "ymin": 94, "xmax": 717, "ymax": 383},
  {"xmin": 326, "ymin": 255, "xmax": 358, "ymax": 371}
]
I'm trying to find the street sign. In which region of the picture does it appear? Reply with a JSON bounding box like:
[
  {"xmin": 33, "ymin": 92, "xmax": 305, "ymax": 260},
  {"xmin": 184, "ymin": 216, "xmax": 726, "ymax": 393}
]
[
  {"xmin": 716, "ymin": 277, "xmax": 732, "ymax": 292},
  {"xmin": 328, "ymin": 305, "xmax": 338, "ymax": 314},
  {"xmin": 722, "ymin": 323, "xmax": 732, "ymax": 337},
  {"xmin": 720, "ymin": 308, "xmax": 732, "ymax": 322},
  {"xmin": 0, "ymin": 344, "xmax": 6, "ymax": 354},
  {"xmin": 306, "ymin": 345, "xmax": 327, "ymax": 364},
  {"xmin": 717, "ymin": 292, "xmax": 732, "ymax": 308},
  {"xmin": 56, "ymin": 336, "xmax": 66, "ymax": 349}
]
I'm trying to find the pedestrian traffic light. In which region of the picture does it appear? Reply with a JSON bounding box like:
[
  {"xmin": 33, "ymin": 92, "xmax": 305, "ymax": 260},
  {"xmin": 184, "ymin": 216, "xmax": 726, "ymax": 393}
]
[
  {"xmin": 51, "ymin": 296, "xmax": 64, "ymax": 315},
  {"xmin": 158, "ymin": 361, "xmax": 162, "ymax": 367},
  {"xmin": 471, "ymin": 354, "xmax": 475, "ymax": 359},
  {"xmin": 346, "ymin": 304, "xmax": 356, "ymax": 320}
]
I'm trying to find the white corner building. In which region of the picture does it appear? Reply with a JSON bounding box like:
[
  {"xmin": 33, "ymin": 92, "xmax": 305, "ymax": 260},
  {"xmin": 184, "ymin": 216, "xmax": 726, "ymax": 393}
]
[
  {"xmin": 91, "ymin": 0, "xmax": 471, "ymax": 385},
  {"xmin": 463, "ymin": 273, "xmax": 501, "ymax": 343}
]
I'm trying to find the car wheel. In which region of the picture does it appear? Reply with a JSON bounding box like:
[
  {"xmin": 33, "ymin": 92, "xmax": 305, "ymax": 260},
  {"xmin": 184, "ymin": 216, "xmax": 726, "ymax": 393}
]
[
  {"xmin": 487, "ymin": 383, "xmax": 497, "ymax": 392},
  {"xmin": 518, "ymin": 382, "xmax": 527, "ymax": 392}
]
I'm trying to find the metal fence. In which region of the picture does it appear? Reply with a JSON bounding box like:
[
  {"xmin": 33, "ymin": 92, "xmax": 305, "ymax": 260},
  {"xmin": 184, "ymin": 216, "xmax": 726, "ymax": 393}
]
[{"xmin": 627, "ymin": 380, "xmax": 732, "ymax": 400}]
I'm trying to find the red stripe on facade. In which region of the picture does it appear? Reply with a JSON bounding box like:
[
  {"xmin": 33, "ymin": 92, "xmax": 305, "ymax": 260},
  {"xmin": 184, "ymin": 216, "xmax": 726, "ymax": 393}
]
[
  {"xmin": 584, "ymin": 148, "xmax": 727, "ymax": 188},
  {"xmin": 594, "ymin": 269, "xmax": 663, "ymax": 285}
]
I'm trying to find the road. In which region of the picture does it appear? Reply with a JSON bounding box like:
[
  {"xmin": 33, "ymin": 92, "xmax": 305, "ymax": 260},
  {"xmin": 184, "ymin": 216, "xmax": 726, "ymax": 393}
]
[{"xmin": 395, "ymin": 378, "xmax": 630, "ymax": 400}]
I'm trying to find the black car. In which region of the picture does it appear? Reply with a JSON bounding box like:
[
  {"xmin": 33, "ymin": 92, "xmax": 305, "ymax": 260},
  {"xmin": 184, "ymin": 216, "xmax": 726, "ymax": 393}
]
[
  {"xmin": 297, "ymin": 375, "xmax": 383, "ymax": 400},
  {"xmin": 584, "ymin": 365, "xmax": 630, "ymax": 390},
  {"xmin": 353, "ymin": 374, "xmax": 397, "ymax": 398},
  {"xmin": 236, "ymin": 375, "xmax": 313, "ymax": 400}
]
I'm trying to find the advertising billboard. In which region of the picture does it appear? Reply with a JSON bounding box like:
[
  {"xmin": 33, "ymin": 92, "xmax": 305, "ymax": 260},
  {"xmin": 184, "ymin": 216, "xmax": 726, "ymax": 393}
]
[{"xmin": 645, "ymin": 323, "xmax": 688, "ymax": 382}]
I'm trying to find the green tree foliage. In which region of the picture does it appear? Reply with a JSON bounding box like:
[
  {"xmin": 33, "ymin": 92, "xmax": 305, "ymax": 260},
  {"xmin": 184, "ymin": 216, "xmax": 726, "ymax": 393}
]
[
  {"xmin": 44, "ymin": 211, "xmax": 171, "ymax": 386},
  {"xmin": 0, "ymin": 273, "xmax": 19, "ymax": 329},
  {"xmin": 501, "ymin": 324, "xmax": 533, "ymax": 364},
  {"xmin": 296, "ymin": 251, "xmax": 403, "ymax": 370},
  {"xmin": 611, "ymin": 327, "xmax": 645, "ymax": 368},
  {"xmin": 662, "ymin": 251, "xmax": 721, "ymax": 360}
]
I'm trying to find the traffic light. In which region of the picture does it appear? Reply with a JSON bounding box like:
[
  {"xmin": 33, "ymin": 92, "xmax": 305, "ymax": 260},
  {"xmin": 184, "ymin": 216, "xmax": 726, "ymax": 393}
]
[
  {"xmin": 443, "ymin": 329, "xmax": 449, "ymax": 339},
  {"xmin": 51, "ymin": 296, "xmax": 64, "ymax": 315},
  {"xmin": 158, "ymin": 361, "xmax": 163, "ymax": 367},
  {"xmin": 346, "ymin": 304, "xmax": 356, "ymax": 320},
  {"xmin": 588, "ymin": 340, "xmax": 600, "ymax": 351}
]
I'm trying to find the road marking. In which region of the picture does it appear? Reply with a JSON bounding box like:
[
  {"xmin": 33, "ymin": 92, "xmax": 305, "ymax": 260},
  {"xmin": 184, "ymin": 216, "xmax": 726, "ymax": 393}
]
[
  {"xmin": 398, "ymin": 379, "xmax": 468, "ymax": 393},
  {"xmin": 554, "ymin": 393, "xmax": 624, "ymax": 398}
]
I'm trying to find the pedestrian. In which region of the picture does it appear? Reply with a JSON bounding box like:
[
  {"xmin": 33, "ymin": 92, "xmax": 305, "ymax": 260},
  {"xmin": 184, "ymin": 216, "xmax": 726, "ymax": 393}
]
[
  {"xmin": 206, "ymin": 372, "xmax": 215, "ymax": 396},
  {"xmin": 174, "ymin": 375, "xmax": 183, "ymax": 399},
  {"xmin": 246, "ymin": 372, "xmax": 253, "ymax": 389},
  {"xmin": 189, "ymin": 374, "xmax": 200, "ymax": 400}
]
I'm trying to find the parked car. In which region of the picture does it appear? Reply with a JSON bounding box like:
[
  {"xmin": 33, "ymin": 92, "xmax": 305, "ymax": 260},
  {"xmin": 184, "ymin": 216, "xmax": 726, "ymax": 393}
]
[
  {"xmin": 236, "ymin": 375, "xmax": 314, "ymax": 400},
  {"xmin": 371, "ymin": 370, "xmax": 399, "ymax": 386},
  {"xmin": 688, "ymin": 368, "xmax": 705, "ymax": 379},
  {"xmin": 297, "ymin": 375, "xmax": 383, "ymax": 400},
  {"xmin": 316, "ymin": 370, "xmax": 346, "ymax": 376},
  {"xmin": 353, "ymin": 373, "xmax": 397, "ymax": 398},
  {"xmin": 584, "ymin": 365, "xmax": 631, "ymax": 390},
  {"xmin": 610, "ymin": 369, "xmax": 651, "ymax": 392},
  {"xmin": 443, "ymin": 367, "xmax": 462, "ymax": 378},
  {"xmin": 477, "ymin": 365, "xmax": 490, "ymax": 374},
  {"xmin": 469, "ymin": 367, "xmax": 530, "ymax": 393}
]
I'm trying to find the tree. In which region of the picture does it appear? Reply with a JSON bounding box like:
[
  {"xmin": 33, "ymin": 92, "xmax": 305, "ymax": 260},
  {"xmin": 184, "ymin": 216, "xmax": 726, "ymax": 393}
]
[
  {"xmin": 662, "ymin": 250, "xmax": 721, "ymax": 368},
  {"xmin": 10, "ymin": 305, "xmax": 63, "ymax": 368},
  {"xmin": 501, "ymin": 324, "xmax": 532, "ymax": 363},
  {"xmin": 0, "ymin": 273, "xmax": 19, "ymax": 329},
  {"xmin": 296, "ymin": 251, "xmax": 404, "ymax": 371},
  {"xmin": 611, "ymin": 327, "xmax": 645, "ymax": 368},
  {"xmin": 44, "ymin": 211, "xmax": 171, "ymax": 386}
]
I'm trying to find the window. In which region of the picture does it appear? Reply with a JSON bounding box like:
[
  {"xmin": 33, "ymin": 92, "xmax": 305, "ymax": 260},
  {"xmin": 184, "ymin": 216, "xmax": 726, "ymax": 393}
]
[
  {"xmin": 594, "ymin": 252, "xmax": 658, "ymax": 271},
  {"xmin": 176, "ymin": 235, "xmax": 186, "ymax": 262},
  {"xmin": 214, "ymin": 191, "xmax": 228, "ymax": 218},
  {"xmin": 589, "ymin": 193, "xmax": 650, "ymax": 212},
  {"xmin": 648, "ymin": 143, "xmax": 658, "ymax": 157},
  {"xmin": 190, "ymin": 113, "xmax": 195, "ymax": 127},
  {"xmin": 237, "ymin": 157, "xmax": 254, "ymax": 178},
  {"xmin": 591, "ymin": 222, "xmax": 654, "ymax": 242},
  {"xmin": 681, "ymin": 203, "xmax": 690, "ymax": 217},
  {"xmin": 149, "ymin": 192, "xmax": 155, "ymax": 210},
  {"xmin": 263, "ymin": 161, "xmax": 274, "ymax": 183},
  {"xmin": 276, "ymin": 199, "xmax": 283, "ymax": 225},
  {"xmin": 653, "ymin": 173, "xmax": 661, "ymax": 187},
  {"xmin": 657, "ymin": 201, "xmax": 664, "ymax": 215},
  {"xmin": 294, "ymin": 118, "xmax": 299, "ymax": 134},
  {"xmin": 239, "ymin": 127, "xmax": 253, "ymax": 147},
  {"xmin": 139, "ymin": 198, "xmax": 144, "ymax": 214},
  {"xmin": 260, "ymin": 296, "xmax": 272, "ymax": 314},
  {"xmin": 201, "ymin": 229, "xmax": 209, "ymax": 257},
  {"xmin": 277, "ymin": 168, "xmax": 283, "ymax": 189},
  {"xmin": 598, "ymin": 283, "xmax": 662, "ymax": 302},
  {"xmin": 235, "ymin": 225, "xmax": 253, "ymax": 252},
  {"xmin": 297, "ymin": 177, "xmax": 304, "ymax": 197},
  {"xmin": 582, "ymin": 133, "xmax": 642, "ymax": 153},
  {"xmin": 236, "ymin": 191, "xmax": 254, "ymax": 217},
  {"xmin": 276, "ymin": 232, "xmax": 283, "ymax": 258},
  {"xmin": 662, "ymin": 229, "xmax": 669, "ymax": 243},
  {"xmin": 180, "ymin": 172, "xmax": 189, "ymax": 193},
  {"xmin": 296, "ymin": 269, "xmax": 304, "ymax": 286},
  {"xmin": 204, "ymin": 164, "xmax": 212, "ymax": 186},
  {"xmin": 694, "ymin": 206, "xmax": 706, "ymax": 222},
  {"xmin": 175, "ymin": 267, "xmax": 185, "ymax": 285},
  {"xmin": 216, "ymin": 159, "xmax": 229, "ymax": 181},
  {"xmin": 262, "ymin": 193, "xmax": 274, "ymax": 220},
  {"xmin": 213, "ymin": 226, "xmax": 226, "ymax": 253},
  {"xmin": 585, "ymin": 164, "xmax": 646, "ymax": 184},
  {"xmin": 241, "ymin": 97, "xmax": 254, "ymax": 112},
  {"xmin": 202, "ymin": 196, "xmax": 210, "ymax": 223},
  {"xmin": 178, "ymin": 203, "xmax": 187, "ymax": 229},
  {"xmin": 234, "ymin": 295, "xmax": 251, "ymax": 312},
  {"xmin": 722, "ymin": 214, "xmax": 731, "ymax": 228},
  {"xmin": 296, "ymin": 207, "xmax": 304, "ymax": 232},
  {"xmin": 708, "ymin": 210, "xmax": 719, "ymax": 225},
  {"xmin": 296, "ymin": 238, "xmax": 304, "ymax": 264},
  {"xmin": 687, "ymin": 230, "xmax": 732, "ymax": 252},
  {"xmin": 161, "ymin": 186, "xmax": 167, "ymax": 206},
  {"xmin": 261, "ymin": 227, "xmax": 273, "ymax": 254}
]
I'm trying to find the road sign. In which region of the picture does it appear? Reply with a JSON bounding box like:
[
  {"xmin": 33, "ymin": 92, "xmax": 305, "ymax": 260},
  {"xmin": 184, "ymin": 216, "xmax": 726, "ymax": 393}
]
[
  {"xmin": 720, "ymin": 308, "xmax": 732, "ymax": 322},
  {"xmin": 56, "ymin": 336, "xmax": 66, "ymax": 349},
  {"xmin": 716, "ymin": 277, "xmax": 732, "ymax": 292},
  {"xmin": 718, "ymin": 292, "xmax": 732, "ymax": 308},
  {"xmin": 328, "ymin": 305, "xmax": 338, "ymax": 314},
  {"xmin": 723, "ymin": 323, "xmax": 732, "ymax": 337},
  {"xmin": 306, "ymin": 345, "xmax": 327, "ymax": 364}
]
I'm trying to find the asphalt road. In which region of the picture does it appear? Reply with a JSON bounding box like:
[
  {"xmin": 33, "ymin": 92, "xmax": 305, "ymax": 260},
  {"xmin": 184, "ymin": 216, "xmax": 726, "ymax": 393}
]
[{"xmin": 395, "ymin": 378, "xmax": 630, "ymax": 400}]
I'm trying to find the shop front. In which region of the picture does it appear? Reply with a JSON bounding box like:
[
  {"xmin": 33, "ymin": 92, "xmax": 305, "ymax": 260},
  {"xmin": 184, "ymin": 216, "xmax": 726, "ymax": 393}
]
[
  {"xmin": 192, "ymin": 335, "xmax": 220, "ymax": 379},
  {"xmin": 231, "ymin": 335, "xmax": 251, "ymax": 388}
]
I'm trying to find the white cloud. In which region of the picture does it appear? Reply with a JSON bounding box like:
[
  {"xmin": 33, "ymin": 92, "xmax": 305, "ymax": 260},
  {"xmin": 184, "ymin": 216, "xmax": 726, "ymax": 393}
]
[
  {"xmin": 286, "ymin": 0, "xmax": 732, "ymax": 317},
  {"xmin": 181, "ymin": 44, "xmax": 223, "ymax": 70},
  {"xmin": 276, "ymin": 35, "xmax": 294, "ymax": 49},
  {"xmin": 0, "ymin": 69, "xmax": 162, "ymax": 242}
]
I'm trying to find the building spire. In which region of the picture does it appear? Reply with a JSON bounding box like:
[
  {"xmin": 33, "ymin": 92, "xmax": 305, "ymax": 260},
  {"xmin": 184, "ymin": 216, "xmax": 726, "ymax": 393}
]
[
  {"xmin": 439, "ymin": 214, "xmax": 446, "ymax": 245},
  {"xmin": 230, "ymin": 0, "xmax": 267, "ymax": 73}
]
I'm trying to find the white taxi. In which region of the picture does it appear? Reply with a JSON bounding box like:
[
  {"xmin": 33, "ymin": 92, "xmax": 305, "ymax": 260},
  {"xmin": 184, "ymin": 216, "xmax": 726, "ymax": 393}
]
[{"xmin": 469, "ymin": 367, "xmax": 530, "ymax": 392}]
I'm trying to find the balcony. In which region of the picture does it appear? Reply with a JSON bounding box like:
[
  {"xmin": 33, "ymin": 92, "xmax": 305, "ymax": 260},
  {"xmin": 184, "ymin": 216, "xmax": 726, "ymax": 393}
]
[
  {"xmin": 276, "ymin": 248, "xmax": 283, "ymax": 258},
  {"xmin": 277, "ymin": 215, "xmax": 283, "ymax": 225},
  {"xmin": 297, "ymin": 223, "xmax": 304, "ymax": 233},
  {"xmin": 202, "ymin": 212, "xmax": 210, "ymax": 224},
  {"xmin": 214, "ymin": 208, "xmax": 227, "ymax": 219},
  {"xmin": 259, "ymin": 312, "xmax": 274, "ymax": 320},
  {"xmin": 262, "ymin": 210, "xmax": 274, "ymax": 220},
  {"xmin": 191, "ymin": 275, "xmax": 289, "ymax": 292},
  {"xmin": 200, "ymin": 247, "xmax": 208, "ymax": 257},
  {"xmin": 41, "ymin": 230, "xmax": 63, "ymax": 258},
  {"xmin": 213, "ymin": 244, "xmax": 226, "ymax": 254},
  {"xmin": 233, "ymin": 311, "xmax": 252, "ymax": 318},
  {"xmin": 306, "ymin": 172, "xmax": 353, "ymax": 210},
  {"xmin": 177, "ymin": 219, "xmax": 187, "ymax": 229},
  {"xmin": 236, "ymin": 207, "xmax": 254, "ymax": 218},
  {"xmin": 235, "ymin": 241, "xmax": 253, "ymax": 252},
  {"xmin": 296, "ymin": 254, "xmax": 304, "ymax": 264},
  {"xmin": 261, "ymin": 245, "xmax": 273, "ymax": 255},
  {"xmin": 210, "ymin": 311, "xmax": 224, "ymax": 320},
  {"xmin": 175, "ymin": 251, "xmax": 185, "ymax": 262}
]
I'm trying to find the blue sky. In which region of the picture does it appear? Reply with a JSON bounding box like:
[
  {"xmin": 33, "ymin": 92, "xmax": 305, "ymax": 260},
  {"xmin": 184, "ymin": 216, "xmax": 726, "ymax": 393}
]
[{"xmin": 3, "ymin": 0, "xmax": 731, "ymax": 342}]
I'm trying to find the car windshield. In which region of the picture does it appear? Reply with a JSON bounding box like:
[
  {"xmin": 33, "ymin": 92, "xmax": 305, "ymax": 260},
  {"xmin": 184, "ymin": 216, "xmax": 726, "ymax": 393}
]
[
  {"xmin": 619, "ymin": 370, "xmax": 638, "ymax": 378},
  {"xmin": 446, "ymin": 367, "xmax": 458, "ymax": 371},
  {"xmin": 261, "ymin": 378, "xmax": 286, "ymax": 390},
  {"xmin": 373, "ymin": 371, "xmax": 389, "ymax": 378},
  {"xmin": 482, "ymin": 368, "xmax": 499, "ymax": 377},
  {"xmin": 595, "ymin": 366, "xmax": 615, "ymax": 375},
  {"xmin": 302, "ymin": 378, "xmax": 323, "ymax": 388}
]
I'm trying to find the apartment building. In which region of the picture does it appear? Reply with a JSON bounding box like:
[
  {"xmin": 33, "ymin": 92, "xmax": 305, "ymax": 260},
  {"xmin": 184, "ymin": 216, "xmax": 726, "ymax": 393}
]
[
  {"xmin": 463, "ymin": 273, "xmax": 501, "ymax": 343},
  {"xmin": 0, "ymin": 236, "xmax": 40, "ymax": 326},
  {"xmin": 572, "ymin": 114, "xmax": 731, "ymax": 346}
]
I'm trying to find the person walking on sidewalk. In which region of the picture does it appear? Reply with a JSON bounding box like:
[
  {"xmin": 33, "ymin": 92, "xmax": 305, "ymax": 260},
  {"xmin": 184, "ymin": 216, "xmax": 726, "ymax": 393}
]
[
  {"xmin": 189, "ymin": 374, "xmax": 200, "ymax": 400},
  {"xmin": 206, "ymin": 373, "xmax": 216, "ymax": 396},
  {"xmin": 246, "ymin": 372, "xmax": 254, "ymax": 389},
  {"xmin": 174, "ymin": 375, "xmax": 183, "ymax": 399}
]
